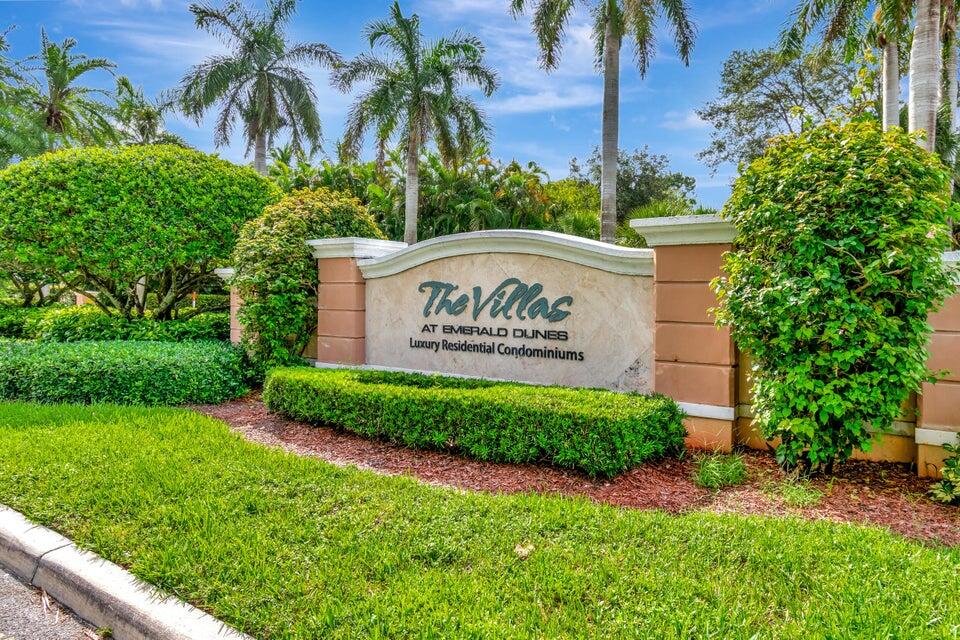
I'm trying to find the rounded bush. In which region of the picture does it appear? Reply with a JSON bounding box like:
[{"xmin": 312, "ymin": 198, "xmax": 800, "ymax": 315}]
[
  {"xmin": 0, "ymin": 145, "xmax": 279, "ymax": 319},
  {"xmin": 0, "ymin": 341, "xmax": 248, "ymax": 405},
  {"xmin": 232, "ymin": 187, "xmax": 385, "ymax": 371},
  {"xmin": 714, "ymin": 120, "xmax": 956, "ymax": 473}
]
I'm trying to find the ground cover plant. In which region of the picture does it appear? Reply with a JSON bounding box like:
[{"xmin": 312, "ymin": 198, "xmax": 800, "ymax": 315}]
[
  {"xmin": 0, "ymin": 403, "xmax": 958, "ymax": 639},
  {"xmin": 0, "ymin": 341, "xmax": 247, "ymax": 405},
  {"xmin": 715, "ymin": 120, "xmax": 957, "ymax": 473},
  {"xmin": 263, "ymin": 367, "xmax": 686, "ymax": 477},
  {"xmin": 693, "ymin": 453, "xmax": 748, "ymax": 489}
]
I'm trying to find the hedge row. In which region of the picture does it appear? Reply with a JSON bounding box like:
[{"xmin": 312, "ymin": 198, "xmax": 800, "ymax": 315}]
[
  {"xmin": 0, "ymin": 306, "xmax": 228, "ymax": 342},
  {"xmin": 263, "ymin": 368, "xmax": 687, "ymax": 477},
  {"xmin": 0, "ymin": 341, "xmax": 248, "ymax": 405}
]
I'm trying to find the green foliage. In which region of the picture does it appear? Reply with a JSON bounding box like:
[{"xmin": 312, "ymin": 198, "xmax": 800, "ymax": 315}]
[
  {"xmin": 569, "ymin": 146, "xmax": 696, "ymax": 222},
  {"xmin": 232, "ymin": 188, "xmax": 384, "ymax": 372},
  {"xmin": 764, "ymin": 479, "xmax": 824, "ymax": 508},
  {"xmin": 929, "ymin": 443, "xmax": 960, "ymax": 505},
  {"xmin": 0, "ymin": 341, "xmax": 247, "ymax": 405},
  {"xmin": 715, "ymin": 120, "xmax": 956, "ymax": 473},
  {"xmin": 0, "ymin": 145, "xmax": 279, "ymax": 319},
  {"xmin": 693, "ymin": 454, "xmax": 748, "ymax": 490},
  {"xmin": 0, "ymin": 306, "xmax": 51, "ymax": 339},
  {"xmin": 263, "ymin": 367, "xmax": 686, "ymax": 478},
  {"xmin": 2, "ymin": 403, "xmax": 960, "ymax": 638},
  {"xmin": 31, "ymin": 306, "xmax": 228, "ymax": 342}
]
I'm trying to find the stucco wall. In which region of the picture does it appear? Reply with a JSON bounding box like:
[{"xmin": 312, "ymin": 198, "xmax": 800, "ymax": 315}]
[{"xmin": 363, "ymin": 252, "xmax": 655, "ymax": 391}]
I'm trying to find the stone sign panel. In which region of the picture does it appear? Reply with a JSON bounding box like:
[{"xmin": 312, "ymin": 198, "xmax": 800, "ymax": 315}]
[{"xmin": 358, "ymin": 231, "xmax": 655, "ymax": 391}]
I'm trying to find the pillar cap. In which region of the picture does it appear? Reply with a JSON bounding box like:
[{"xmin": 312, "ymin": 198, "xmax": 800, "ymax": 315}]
[
  {"xmin": 307, "ymin": 237, "xmax": 407, "ymax": 260},
  {"xmin": 945, "ymin": 250, "xmax": 959, "ymax": 285},
  {"xmin": 630, "ymin": 214, "xmax": 735, "ymax": 246},
  {"xmin": 214, "ymin": 267, "xmax": 235, "ymax": 282}
]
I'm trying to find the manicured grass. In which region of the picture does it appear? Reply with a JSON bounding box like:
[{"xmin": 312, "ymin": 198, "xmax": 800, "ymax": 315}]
[
  {"xmin": 692, "ymin": 453, "xmax": 748, "ymax": 489},
  {"xmin": 0, "ymin": 402, "xmax": 958, "ymax": 639}
]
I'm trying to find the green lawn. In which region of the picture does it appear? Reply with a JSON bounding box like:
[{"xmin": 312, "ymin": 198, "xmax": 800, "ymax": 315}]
[{"xmin": 0, "ymin": 402, "xmax": 957, "ymax": 639}]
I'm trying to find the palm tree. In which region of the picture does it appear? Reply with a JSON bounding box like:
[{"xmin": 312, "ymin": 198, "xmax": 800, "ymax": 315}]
[
  {"xmin": 178, "ymin": 0, "xmax": 339, "ymax": 175},
  {"xmin": 114, "ymin": 77, "xmax": 187, "ymax": 146},
  {"xmin": 23, "ymin": 29, "xmax": 116, "ymax": 149},
  {"xmin": 510, "ymin": 0, "xmax": 696, "ymax": 243},
  {"xmin": 910, "ymin": 0, "xmax": 941, "ymax": 151},
  {"xmin": 780, "ymin": 0, "xmax": 911, "ymax": 131},
  {"xmin": 334, "ymin": 1, "xmax": 499, "ymax": 244}
]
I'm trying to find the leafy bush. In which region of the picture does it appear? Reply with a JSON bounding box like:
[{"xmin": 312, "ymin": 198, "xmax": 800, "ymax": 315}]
[
  {"xmin": 31, "ymin": 306, "xmax": 229, "ymax": 342},
  {"xmin": 0, "ymin": 305, "xmax": 228, "ymax": 341},
  {"xmin": 0, "ymin": 341, "xmax": 247, "ymax": 405},
  {"xmin": 0, "ymin": 145, "xmax": 279, "ymax": 320},
  {"xmin": 929, "ymin": 444, "xmax": 960, "ymax": 505},
  {"xmin": 714, "ymin": 120, "xmax": 956, "ymax": 473},
  {"xmin": 693, "ymin": 454, "xmax": 748, "ymax": 489},
  {"xmin": 263, "ymin": 367, "xmax": 686, "ymax": 477},
  {"xmin": 232, "ymin": 188, "xmax": 385, "ymax": 372}
]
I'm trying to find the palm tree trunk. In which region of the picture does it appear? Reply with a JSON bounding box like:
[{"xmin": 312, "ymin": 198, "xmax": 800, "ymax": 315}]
[
  {"xmin": 909, "ymin": 0, "xmax": 942, "ymax": 152},
  {"xmin": 404, "ymin": 133, "xmax": 420, "ymax": 245},
  {"xmin": 881, "ymin": 38, "xmax": 900, "ymax": 131},
  {"xmin": 253, "ymin": 131, "xmax": 268, "ymax": 175},
  {"xmin": 600, "ymin": 17, "xmax": 620, "ymax": 244}
]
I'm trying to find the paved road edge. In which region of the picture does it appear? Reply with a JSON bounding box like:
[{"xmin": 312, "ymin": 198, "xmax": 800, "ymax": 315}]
[{"xmin": 0, "ymin": 505, "xmax": 251, "ymax": 640}]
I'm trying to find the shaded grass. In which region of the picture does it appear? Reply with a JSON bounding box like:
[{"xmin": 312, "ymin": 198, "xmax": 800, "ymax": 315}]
[
  {"xmin": 692, "ymin": 453, "xmax": 748, "ymax": 489},
  {"xmin": 0, "ymin": 402, "xmax": 957, "ymax": 639},
  {"xmin": 764, "ymin": 479, "xmax": 826, "ymax": 508}
]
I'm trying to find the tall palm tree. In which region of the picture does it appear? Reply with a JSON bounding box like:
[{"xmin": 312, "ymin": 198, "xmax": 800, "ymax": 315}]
[
  {"xmin": 23, "ymin": 29, "xmax": 116, "ymax": 149},
  {"xmin": 114, "ymin": 77, "xmax": 187, "ymax": 146},
  {"xmin": 510, "ymin": 0, "xmax": 696, "ymax": 243},
  {"xmin": 780, "ymin": 0, "xmax": 911, "ymax": 131},
  {"xmin": 178, "ymin": 0, "xmax": 339, "ymax": 174},
  {"xmin": 334, "ymin": 1, "xmax": 499, "ymax": 244},
  {"xmin": 910, "ymin": 0, "xmax": 941, "ymax": 151}
]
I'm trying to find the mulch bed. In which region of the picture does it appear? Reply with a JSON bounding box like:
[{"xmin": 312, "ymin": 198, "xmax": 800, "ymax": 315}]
[{"xmin": 193, "ymin": 394, "xmax": 960, "ymax": 546}]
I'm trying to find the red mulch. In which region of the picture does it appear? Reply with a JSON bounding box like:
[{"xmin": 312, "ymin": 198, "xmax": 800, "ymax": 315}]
[{"xmin": 193, "ymin": 394, "xmax": 960, "ymax": 546}]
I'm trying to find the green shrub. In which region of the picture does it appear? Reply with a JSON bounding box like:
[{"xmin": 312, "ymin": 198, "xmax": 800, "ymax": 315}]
[
  {"xmin": 0, "ymin": 145, "xmax": 279, "ymax": 320},
  {"xmin": 0, "ymin": 341, "xmax": 248, "ymax": 405},
  {"xmin": 0, "ymin": 306, "xmax": 50, "ymax": 339},
  {"xmin": 930, "ymin": 443, "xmax": 960, "ymax": 505},
  {"xmin": 693, "ymin": 453, "xmax": 748, "ymax": 490},
  {"xmin": 263, "ymin": 368, "xmax": 686, "ymax": 477},
  {"xmin": 31, "ymin": 306, "xmax": 228, "ymax": 342},
  {"xmin": 232, "ymin": 188, "xmax": 385, "ymax": 373},
  {"xmin": 714, "ymin": 120, "xmax": 957, "ymax": 474}
]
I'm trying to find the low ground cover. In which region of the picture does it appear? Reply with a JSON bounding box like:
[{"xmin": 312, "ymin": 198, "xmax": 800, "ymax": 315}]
[
  {"xmin": 0, "ymin": 341, "xmax": 247, "ymax": 405},
  {"xmin": 263, "ymin": 367, "xmax": 686, "ymax": 477},
  {"xmin": 0, "ymin": 402, "xmax": 958, "ymax": 639}
]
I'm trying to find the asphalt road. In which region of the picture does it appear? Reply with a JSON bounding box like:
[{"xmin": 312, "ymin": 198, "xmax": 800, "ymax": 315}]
[{"xmin": 0, "ymin": 568, "xmax": 95, "ymax": 640}]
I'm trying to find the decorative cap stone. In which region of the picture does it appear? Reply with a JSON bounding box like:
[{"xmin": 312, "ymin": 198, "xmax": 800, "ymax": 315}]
[
  {"xmin": 945, "ymin": 251, "xmax": 959, "ymax": 285},
  {"xmin": 356, "ymin": 229, "xmax": 654, "ymax": 279},
  {"xmin": 213, "ymin": 267, "xmax": 235, "ymax": 282},
  {"xmin": 307, "ymin": 237, "xmax": 408, "ymax": 260},
  {"xmin": 630, "ymin": 214, "xmax": 735, "ymax": 246}
]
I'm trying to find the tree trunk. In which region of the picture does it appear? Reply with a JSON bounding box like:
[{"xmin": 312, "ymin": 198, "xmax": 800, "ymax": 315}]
[
  {"xmin": 882, "ymin": 38, "xmax": 900, "ymax": 131},
  {"xmin": 404, "ymin": 133, "xmax": 420, "ymax": 245},
  {"xmin": 909, "ymin": 0, "xmax": 942, "ymax": 152},
  {"xmin": 600, "ymin": 17, "xmax": 620, "ymax": 244},
  {"xmin": 253, "ymin": 130, "xmax": 268, "ymax": 175}
]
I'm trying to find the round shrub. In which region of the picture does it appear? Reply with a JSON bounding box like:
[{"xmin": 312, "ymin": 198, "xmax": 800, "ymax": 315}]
[
  {"xmin": 0, "ymin": 146, "xmax": 279, "ymax": 320},
  {"xmin": 232, "ymin": 187, "xmax": 385, "ymax": 371},
  {"xmin": 714, "ymin": 120, "xmax": 956, "ymax": 473},
  {"xmin": 0, "ymin": 341, "xmax": 248, "ymax": 405}
]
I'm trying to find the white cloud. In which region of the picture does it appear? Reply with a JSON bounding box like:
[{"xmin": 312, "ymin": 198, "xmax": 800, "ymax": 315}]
[
  {"xmin": 660, "ymin": 109, "xmax": 708, "ymax": 131},
  {"xmin": 489, "ymin": 84, "xmax": 600, "ymax": 114}
]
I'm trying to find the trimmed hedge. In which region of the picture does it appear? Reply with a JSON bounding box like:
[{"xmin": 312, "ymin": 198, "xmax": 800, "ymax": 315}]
[
  {"xmin": 0, "ymin": 341, "xmax": 248, "ymax": 405},
  {"xmin": 0, "ymin": 306, "xmax": 228, "ymax": 342},
  {"xmin": 263, "ymin": 368, "xmax": 686, "ymax": 477}
]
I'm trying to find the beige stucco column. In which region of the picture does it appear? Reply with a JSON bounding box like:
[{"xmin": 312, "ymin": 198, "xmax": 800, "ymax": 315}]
[
  {"xmin": 631, "ymin": 215, "xmax": 737, "ymax": 451},
  {"xmin": 213, "ymin": 268, "xmax": 242, "ymax": 345},
  {"xmin": 917, "ymin": 251, "xmax": 960, "ymax": 477},
  {"xmin": 307, "ymin": 238, "xmax": 407, "ymax": 366}
]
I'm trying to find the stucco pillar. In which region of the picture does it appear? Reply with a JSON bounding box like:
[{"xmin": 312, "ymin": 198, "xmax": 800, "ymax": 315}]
[
  {"xmin": 917, "ymin": 251, "xmax": 960, "ymax": 477},
  {"xmin": 213, "ymin": 268, "xmax": 241, "ymax": 345},
  {"xmin": 631, "ymin": 215, "xmax": 737, "ymax": 451},
  {"xmin": 308, "ymin": 238, "xmax": 407, "ymax": 366}
]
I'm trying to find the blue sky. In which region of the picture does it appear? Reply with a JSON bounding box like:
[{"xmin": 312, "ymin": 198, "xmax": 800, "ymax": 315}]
[{"xmin": 0, "ymin": 0, "xmax": 796, "ymax": 207}]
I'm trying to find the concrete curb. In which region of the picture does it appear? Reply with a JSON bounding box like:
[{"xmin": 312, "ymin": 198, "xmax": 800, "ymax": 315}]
[{"xmin": 0, "ymin": 505, "xmax": 251, "ymax": 640}]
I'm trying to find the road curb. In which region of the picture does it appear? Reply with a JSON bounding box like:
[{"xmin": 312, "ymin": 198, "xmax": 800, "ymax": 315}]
[{"xmin": 0, "ymin": 505, "xmax": 251, "ymax": 640}]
